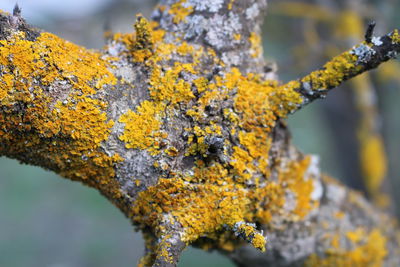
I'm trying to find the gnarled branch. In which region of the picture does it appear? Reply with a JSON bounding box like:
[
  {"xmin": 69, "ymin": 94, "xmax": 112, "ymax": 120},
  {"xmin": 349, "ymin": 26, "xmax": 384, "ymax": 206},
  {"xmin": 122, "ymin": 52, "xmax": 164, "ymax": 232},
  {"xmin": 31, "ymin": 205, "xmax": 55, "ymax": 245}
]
[{"xmin": 0, "ymin": 1, "xmax": 399, "ymax": 266}]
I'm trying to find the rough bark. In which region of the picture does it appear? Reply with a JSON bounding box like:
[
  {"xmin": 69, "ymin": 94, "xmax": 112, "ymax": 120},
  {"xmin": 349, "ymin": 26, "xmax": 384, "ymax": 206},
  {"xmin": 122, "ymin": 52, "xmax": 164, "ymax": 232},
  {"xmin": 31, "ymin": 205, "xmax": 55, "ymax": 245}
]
[{"xmin": 0, "ymin": 1, "xmax": 399, "ymax": 266}]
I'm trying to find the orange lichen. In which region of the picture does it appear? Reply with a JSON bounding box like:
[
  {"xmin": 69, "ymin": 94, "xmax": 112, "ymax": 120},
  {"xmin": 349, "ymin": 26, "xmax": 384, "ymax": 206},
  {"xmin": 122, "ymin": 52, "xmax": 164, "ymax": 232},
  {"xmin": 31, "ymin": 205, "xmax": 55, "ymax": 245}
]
[
  {"xmin": 330, "ymin": 234, "xmax": 340, "ymax": 250},
  {"xmin": 119, "ymin": 101, "xmax": 166, "ymax": 154},
  {"xmin": 132, "ymin": 163, "xmax": 247, "ymax": 237},
  {"xmin": 149, "ymin": 63, "xmax": 195, "ymax": 104},
  {"xmin": 249, "ymin": 32, "xmax": 262, "ymax": 58},
  {"xmin": 111, "ymin": 32, "xmax": 135, "ymax": 52},
  {"xmin": 305, "ymin": 229, "xmax": 388, "ymax": 267},
  {"xmin": 334, "ymin": 211, "xmax": 345, "ymax": 219},
  {"xmin": 168, "ymin": 0, "xmax": 193, "ymax": 24},
  {"xmin": 132, "ymin": 154, "xmax": 315, "ymax": 252},
  {"xmin": 228, "ymin": 0, "xmax": 235, "ymax": 10},
  {"xmin": 132, "ymin": 15, "xmax": 154, "ymax": 62},
  {"xmin": 137, "ymin": 232, "xmax": 158, "ymax": 267},
  {"xmin": 131, "ymin": 159, "xmax": 272, "ymax": 251},
  {"xmin": 109, "ymin": 19, "xmax": 165, "ymax": 63},
  {"xmin": 346, "ymin": 228, "xmax": 365, "ymax": 243},
  {"xmin": 283, "ymin": 157, "xmax": 316, "ymax": 218},
  {"xmin": 391, "ymin": 29, "xmax": 400, "ymax": 44},
  {"xmin": 233, "ymin": 222, "xmax": 266, "ymax": 251},
  {"xmin": 301, "ymin": 51, "xmax": 358, "ymax": 90},
  {"xmin": 133, "ymin": 15, "xmax": 154, "ymax": 50},
  {"xmin": 271, "ymin": 6, "xmax": 391, "ymax": 210},
  {"xmin": 156, "ymin": 235, "xmax": 174, "ymax": 264},
  {"xmin": 234, "ymin": 34, "xmax": 241, "ymax": 41},
  {"xmin": 0, "ymin": 12, "xmax": 321, "ymax": 264},
  {"xmin": 0, "ymin": 30, "xmax": 122, "ymax": 204}
]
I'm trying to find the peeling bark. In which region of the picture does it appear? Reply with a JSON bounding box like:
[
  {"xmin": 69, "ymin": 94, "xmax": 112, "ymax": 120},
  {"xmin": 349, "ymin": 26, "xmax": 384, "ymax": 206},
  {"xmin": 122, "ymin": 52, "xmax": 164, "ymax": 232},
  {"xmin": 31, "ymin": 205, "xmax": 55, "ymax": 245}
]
[{"xmin": 0, "ymin": 1, "xmax": 399, "ymax": 266}]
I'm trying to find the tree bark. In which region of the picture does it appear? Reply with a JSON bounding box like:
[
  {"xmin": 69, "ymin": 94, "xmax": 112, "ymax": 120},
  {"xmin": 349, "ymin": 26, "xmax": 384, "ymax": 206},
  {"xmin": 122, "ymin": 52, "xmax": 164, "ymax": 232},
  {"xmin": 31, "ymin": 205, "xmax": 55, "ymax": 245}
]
[{"xmin": 0, "ymin": 1, "xmax": 399, "ymax": 266}]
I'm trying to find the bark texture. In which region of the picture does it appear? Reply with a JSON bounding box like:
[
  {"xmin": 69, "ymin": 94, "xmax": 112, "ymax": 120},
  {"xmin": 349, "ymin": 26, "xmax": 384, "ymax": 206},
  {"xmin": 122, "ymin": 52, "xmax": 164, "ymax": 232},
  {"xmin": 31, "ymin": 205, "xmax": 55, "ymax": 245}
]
[{"xmin": 0, "ymin": 1, "xmax": 399, "ymax": 266}]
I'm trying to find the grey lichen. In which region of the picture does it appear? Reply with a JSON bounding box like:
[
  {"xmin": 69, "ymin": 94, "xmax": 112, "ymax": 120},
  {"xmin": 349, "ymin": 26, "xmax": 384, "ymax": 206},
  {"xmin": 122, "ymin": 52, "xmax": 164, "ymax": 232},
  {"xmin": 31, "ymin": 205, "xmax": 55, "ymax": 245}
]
[
  {"xmin": 302, "ymin": 82, "xmax": 314, "ymax": 96},
  {"xmin": 351, "ymin": 44, "xmax": 376, "ymax": 64},
  {"xmin": 205, "ymin": 13, "xmax": 242, "ymax": 50},
  {"xmin": 387, "ymin": 50, "xmax": 398, "ymax": 59},
  {"xmin": 185, "ymin": 0, "xmax": 224, "ymax": 13},
  {"xmin": 372, "ymin": 36, "xmax": 383, "ymax": 46},
  {"xmin": 246, "ymin": 3, "xmax": 260, "ymax": 20},
  {"xmin": 183, "ymin": 15, "xmax": 206, "ymax": 39}
]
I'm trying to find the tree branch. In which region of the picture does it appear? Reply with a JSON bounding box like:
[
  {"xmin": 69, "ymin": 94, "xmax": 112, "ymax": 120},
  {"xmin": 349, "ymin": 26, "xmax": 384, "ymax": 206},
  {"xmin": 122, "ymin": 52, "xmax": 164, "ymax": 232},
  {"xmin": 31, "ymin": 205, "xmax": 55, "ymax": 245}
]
[
  {"xmin": 280, "ymin": 29, "xmax": 400, "ymax": 111},
  {"xmin": 1, "ymin": 2, "xmax": 400, "ymax": 266}
]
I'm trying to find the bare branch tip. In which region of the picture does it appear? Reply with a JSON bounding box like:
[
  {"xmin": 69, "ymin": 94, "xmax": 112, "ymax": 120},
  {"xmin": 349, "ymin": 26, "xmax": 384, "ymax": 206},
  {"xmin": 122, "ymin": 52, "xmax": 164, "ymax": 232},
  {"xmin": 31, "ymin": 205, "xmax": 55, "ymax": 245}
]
[
  {"xmin": 136, "ymin": 13, "xmax": 144, "ymax": 20},
  {"xmin": 13, "ymin": 3, "xmax": 21, "ymax": 17},
  {"xmin": 365, "ymin": 21, "xmax": 376, "ymax": 43},
  {"xmin": 103, "ymin": 18, "xmax": 111, "ymax": 31},
  {"xmin": 103, "ymin": 18, "xmax": 113, "ymax": 40}
]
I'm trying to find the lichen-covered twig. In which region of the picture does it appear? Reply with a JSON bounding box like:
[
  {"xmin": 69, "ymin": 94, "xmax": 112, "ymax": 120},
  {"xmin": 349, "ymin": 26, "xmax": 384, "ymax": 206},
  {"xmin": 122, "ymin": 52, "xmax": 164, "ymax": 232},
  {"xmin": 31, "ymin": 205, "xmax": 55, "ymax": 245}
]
[
  {"xmin": 280, "ymin": 29, "xmax": 400, "ymax": 110},
  {"xmin": 139, "ymin": 232, "xmax": 187, "ymax": 267}
]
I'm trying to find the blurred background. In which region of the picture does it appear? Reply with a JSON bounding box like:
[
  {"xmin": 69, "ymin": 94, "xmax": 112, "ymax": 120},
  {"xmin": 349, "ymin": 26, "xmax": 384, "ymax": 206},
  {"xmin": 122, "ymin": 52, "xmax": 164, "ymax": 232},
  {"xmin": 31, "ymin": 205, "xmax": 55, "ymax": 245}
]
[{"xmin": 0, "ymin": 0, "xmax": 399, "ymax": 266}]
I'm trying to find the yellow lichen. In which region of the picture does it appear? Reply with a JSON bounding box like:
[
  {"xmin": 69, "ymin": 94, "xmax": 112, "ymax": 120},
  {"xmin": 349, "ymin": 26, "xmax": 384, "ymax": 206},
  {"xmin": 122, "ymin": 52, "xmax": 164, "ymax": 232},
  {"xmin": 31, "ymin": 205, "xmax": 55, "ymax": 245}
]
[
  {"xmin": 346, "ymin": 228, "xmax": 365, "ymax": 243},
  {"xmin": 132, "ymin": 163, "xmax": 248, "ymax": 242},
  {"xmin": 301, "ymin": 51, "xmax": 358, "ymax": 90},
  {"xmin": 234, "ymin": 33, "xmax": 241, "ymax": 41},
  {"xmin": 133, "ymin": 15, "xmax": 154, "ymax": 51},
  {"xmin": 283, "ymin": 157, "xmax": 316, "ymax": 218},
  {"xmin": 119, "ymin": 101, "xmax": 166, "ymax": 155},
  {"xmin": 249, "ymin": 32, "xmax": 262, "ymax": 58},
  {"xmin": 334, "ymin": 211, "xmax": 345, "ymax": 219},
  {"xmin": 305, "ymin": 229, "xmax": 388, "ymax": 267},
  {"xmin": 391, "ymin": 29, "xmax": 400, "ymax": 44},
  {"xmin": 228, "ymin": 0, "xmax": 235, "ymax": 10},
  {"xmin": 149, "ymin": 63, "xmax": 195, "ymax": 104},
  {"xmin": 0, "ymin": 30, "xmax": 123, "ymax": 204},
  {"xmin": 252, "ymin": 232, "xmax": 267, "ymax": 251},
  {"xmin": 132, "ymin": 15, "xmax": 154, "ymax": 62},
  {"xmin": 168, "ymin": 0, "xmax": 193, "ymax": 24},
  {"xmin": 234, "ymin": 222, "xmax": 266, "ymax": 251}
]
